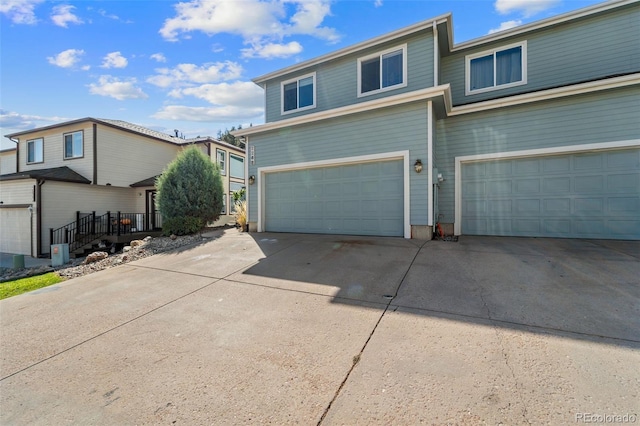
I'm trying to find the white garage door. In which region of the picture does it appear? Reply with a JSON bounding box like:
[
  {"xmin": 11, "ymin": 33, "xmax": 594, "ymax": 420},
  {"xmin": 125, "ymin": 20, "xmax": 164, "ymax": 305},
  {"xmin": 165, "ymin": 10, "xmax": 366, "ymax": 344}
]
[
  {"xmin": 264, "ymin": 160, "xmax": 404, "ymax": 237},
  {"xmin": 0, "ymin": 207, "xmax": 32, "ymax": 255},
  {"xmin": 461, "ymin": 148, "xmax": 640, "ymax": 240}
]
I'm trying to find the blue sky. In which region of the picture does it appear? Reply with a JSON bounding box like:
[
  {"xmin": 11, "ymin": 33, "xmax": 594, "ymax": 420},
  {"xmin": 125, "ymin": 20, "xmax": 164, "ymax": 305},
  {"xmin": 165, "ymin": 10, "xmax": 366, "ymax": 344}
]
[{"xmin": 1, "ymin": 0, "xmax": 604, "ymax": 149}]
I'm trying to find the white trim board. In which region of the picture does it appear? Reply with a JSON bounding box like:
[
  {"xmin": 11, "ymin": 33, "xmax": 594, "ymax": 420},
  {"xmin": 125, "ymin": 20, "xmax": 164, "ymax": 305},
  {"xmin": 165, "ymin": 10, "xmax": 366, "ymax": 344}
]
[
  {"xmin": 453, "ymin": 139, "xmax": 640, "ymax": 235},
  {"xmin": 257, "ymin": 150, "xmax": 411, "ymax": 238}
]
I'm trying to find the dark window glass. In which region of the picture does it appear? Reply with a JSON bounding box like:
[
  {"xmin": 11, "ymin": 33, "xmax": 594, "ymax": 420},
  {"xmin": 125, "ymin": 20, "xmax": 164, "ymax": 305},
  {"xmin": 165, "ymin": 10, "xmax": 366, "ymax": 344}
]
[{"xmin": 361, "ymin": 57, "xmax": 380, "ymax": 93}]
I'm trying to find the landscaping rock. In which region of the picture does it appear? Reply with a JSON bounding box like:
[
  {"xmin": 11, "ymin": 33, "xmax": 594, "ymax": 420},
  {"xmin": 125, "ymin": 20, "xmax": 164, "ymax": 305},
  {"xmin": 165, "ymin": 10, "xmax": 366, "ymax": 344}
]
[
  {"xmin": 84, "ymin": 251, "xmax": 109, "ymax": 264},
  {"xmin": 123, "ymin": 246, "xmax": 131, "ymax": 252},
  {"xmin": 170, "ymin": 234, "xmax": 177, "ymax": 240},
  {"xmin": 130, "ymin": 240, "xmax": 144, "ymax": 247}
]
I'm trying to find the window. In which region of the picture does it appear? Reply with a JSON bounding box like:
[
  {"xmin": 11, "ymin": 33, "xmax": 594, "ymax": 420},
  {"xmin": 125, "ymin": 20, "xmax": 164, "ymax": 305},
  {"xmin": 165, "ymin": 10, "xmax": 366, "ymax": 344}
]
[
  {"xmin": 466, "ymin": 41, "xmax": 527, "ymax": 95},
  {"xmin": 27, "ymin": 138, "xmax": 43, "ymax": 164},
  {"xmin": 358, "ymin": 45, "xmax": 407, "ymax": 97},
  {"xmin": 281, "ymin": 73, "xmax": 316, "ymax": 114},
  {"xmin": 230, "ymin": 154, "xmax": 244, "ymax": 179},
  {"xmin": 230, "ymin": 182, "xmax": 245, "ymax": 213},
  {"xmin": 217, "ymin": 149, "xmax": 226, "ymax": 175},
  {"xmin": 64, "ymin": 131, "xmax": 83, "ymax": 159}
]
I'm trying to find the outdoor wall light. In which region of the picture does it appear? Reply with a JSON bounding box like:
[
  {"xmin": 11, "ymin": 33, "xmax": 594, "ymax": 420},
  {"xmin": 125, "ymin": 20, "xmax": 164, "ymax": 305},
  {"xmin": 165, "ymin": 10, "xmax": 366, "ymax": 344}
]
[
  {"xmin": 249, "ymin": 175, "xmax": 256, "ymax": 185},
  {"xmin": 414, "ymin": 159, "xmax": 423, "ymax": 173}
]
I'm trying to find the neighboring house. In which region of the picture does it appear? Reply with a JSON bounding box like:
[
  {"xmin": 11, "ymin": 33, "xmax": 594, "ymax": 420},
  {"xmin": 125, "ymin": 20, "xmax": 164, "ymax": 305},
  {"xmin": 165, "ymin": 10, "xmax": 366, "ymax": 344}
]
[
  {"xmin": 1, "ymin": 118, "xmax": 245, "ymax": 257},
  {"xmin": 0, "ymin": 147, "xmax": 17, "ymax": 175},
  {"xmin": 212, "ymin": 142, "xmax": 247, "ymax": 219},
  {"xmin": 234, "ymin": 0, "xmax": 639, "ymax": 240}
]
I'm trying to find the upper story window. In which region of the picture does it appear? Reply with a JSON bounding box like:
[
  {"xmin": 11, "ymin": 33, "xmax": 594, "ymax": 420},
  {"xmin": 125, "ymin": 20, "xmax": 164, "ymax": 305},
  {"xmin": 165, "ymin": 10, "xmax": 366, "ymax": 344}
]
[
  {"xmin": 466, "ymin": 41, "xmax": 527, "ymax": 95},
  {"xmin": 27, "ymin": 138, "xmax": 44, "ymax": 164},
  {"xmin": 216, "ymin": 149, "xmax": 226, "ymax": 175},
  {"xmin": 358, "ymin": 44, "xmax": 407, "ymax": 97},
  {"xmin": 282, "ymin": 72, "xmax": 316, "ymax": 114},
  {"xmin": 64, "ymin": 130, "xmax": 83, "ymax": 159},
  {"xmin": 230, "ymin": 154, "xmax": 244, "ymax": 179}
]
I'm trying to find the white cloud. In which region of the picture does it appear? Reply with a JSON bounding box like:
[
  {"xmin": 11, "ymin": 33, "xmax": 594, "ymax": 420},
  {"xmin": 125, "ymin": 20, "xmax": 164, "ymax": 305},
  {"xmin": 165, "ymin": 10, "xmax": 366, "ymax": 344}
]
[
  {"xmin": 47, "ymin": 49, "xmax": 85, "ymax": 68},
  {"xmin": 159, "ymin": 0, "xmax": 339, "ymax": 59},
  {"xmin": 488, "ymin": 19, "xmax": 523, "ymax": 34},
  {"xmin": 152, "ymin": 105, "xmax": 263, "ymax": 122},
  {"xmin": 494, "ymin": 0, "xmax": 560, "ymax": 17},
  {"xmin": 241, "ymin": 41, "xmax": 303, "ymax": 59},
  {"xmin": 150, "ymin": 53, "xmax": 167, "ymax": 63},
  {"xmin": 374, "ymin": 0, "xmax": 383, "ymax": 7},
  {"xmin": 0, "ymin": 110, "xmax": 68, "ymax": 130},
  {"xmin": 170, "ymin": 81, "xmax": 264, "ymax": 108},
  {"xmin": 0, "ymin": 0, "xmax": 44, "ymax": 24},
  {"xmin": 88, "ymin": 76, "xmax": 148, "ymax": 100},
  {"xmin": 101, "ymin": 51, "xmax": 128, "ymax": 68},
  {"xmin": 147, "ymin": 61, "xmax": 243, "ymax": 88},
  {"xmin": 51, "ymin": 4, "xmax": 83, "ymax": 27}
]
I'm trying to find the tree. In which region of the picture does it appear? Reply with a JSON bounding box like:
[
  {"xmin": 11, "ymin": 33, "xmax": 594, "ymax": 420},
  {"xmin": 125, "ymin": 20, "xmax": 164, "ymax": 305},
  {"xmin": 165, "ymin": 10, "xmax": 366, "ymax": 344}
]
[
  {"xmin": 156, "ymin": 146, "xmax": 224, "ymax": 235},
  {"xmin": 217, "ymin": 124, "xmax": 250, "ymax": 149}
]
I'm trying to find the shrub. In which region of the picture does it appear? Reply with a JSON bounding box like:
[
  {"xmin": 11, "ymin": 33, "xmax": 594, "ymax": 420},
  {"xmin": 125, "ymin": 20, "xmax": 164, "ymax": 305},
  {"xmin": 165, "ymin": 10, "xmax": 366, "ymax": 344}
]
[
  {"xmin": 161, "ymin": 217, "xmax": 204, "ymax": 236},
  {"xmin": 234, "ymin": 200, "xmax": 248, "ymax": 230},
  {"xmin": 156, "ymin": 146, "xmax": 224, "ymax": 235}
]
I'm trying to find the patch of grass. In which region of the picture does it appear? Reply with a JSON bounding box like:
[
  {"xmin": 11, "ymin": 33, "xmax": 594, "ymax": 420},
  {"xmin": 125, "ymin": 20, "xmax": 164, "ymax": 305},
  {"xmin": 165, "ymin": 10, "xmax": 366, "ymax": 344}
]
[{"xmin": 0, "ymin": 273, "xmax": 64, "ymax": 300}]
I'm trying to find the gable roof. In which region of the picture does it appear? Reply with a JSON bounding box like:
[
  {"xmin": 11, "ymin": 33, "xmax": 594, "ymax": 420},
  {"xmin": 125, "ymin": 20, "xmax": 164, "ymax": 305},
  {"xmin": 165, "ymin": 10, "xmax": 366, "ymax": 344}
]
[
  {"xmin": 4, "ymin": 117, "xmax": 233, "ymax": 148},
  {"xmin": 0, "ymin": 166, "xmax": 91, "ymax": 184},
  {"xmin": 130, "ymin": 175, "xmax": 160, "ymax": 188},
  {"xmin": 252, "ymin": 0, "xmax": 634, "ymax": 84}
]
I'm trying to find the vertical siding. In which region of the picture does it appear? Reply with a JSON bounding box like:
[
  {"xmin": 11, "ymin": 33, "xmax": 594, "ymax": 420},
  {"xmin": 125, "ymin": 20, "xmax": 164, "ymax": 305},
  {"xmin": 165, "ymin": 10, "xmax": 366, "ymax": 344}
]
[
  {"xmin": 41, "ymin": 182, "xmax": 139, "ymax": 250},
  {"xmin": 265, "ymin": 30, "xmax": 435, "ymax": 123},
  {"xmin": 0, "ymin": 150, "xmax": 17, "ymax": 174},
  {"xmin": 249, "ymin": 102, "xmax": 430, "ymax": 225},
  {"xmin": 96, "ymin": 125, "xmax": 180, "ymax": 187},
  {"xmin": 435, "ymin": 87, "xmax": 640, "ymax": 223},
  {"xmin": 441, "ymin": 5, "xmax": 640, "ymax": 105},
  {"xmin": 0, "ymin": 179, "xmax": 38, "ymax": 255},
  {"xmin": 20, "ymin": 122, "xmax": 94, "ymax": 179}
]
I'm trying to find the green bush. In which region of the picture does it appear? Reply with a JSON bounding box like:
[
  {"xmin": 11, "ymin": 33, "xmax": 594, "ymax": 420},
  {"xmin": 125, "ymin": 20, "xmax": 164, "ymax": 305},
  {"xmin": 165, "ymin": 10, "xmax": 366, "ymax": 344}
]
[
  {"xmin": 161, "ymin": 217, "xmax": 204, "ymax": 236},
  {"xmin": 156, "ymin": 146, "xmax": 224, "ymax": 235}
]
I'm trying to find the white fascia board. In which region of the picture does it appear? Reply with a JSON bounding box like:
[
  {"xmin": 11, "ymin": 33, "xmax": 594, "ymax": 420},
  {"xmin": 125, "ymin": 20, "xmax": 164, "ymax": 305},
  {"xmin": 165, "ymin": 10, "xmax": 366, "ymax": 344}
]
[
  {"xmin": 454, "ymin": 139, "xmax": 640, "ymax": 235},
  {"xmin": 451, "ymin": 0, "xmax": 636, "ymax": 52},
  {"xmin": 257, "ymin": 150, "xmax": 412, "ymax": 238},
  {"xmin": 449, "ymin": 73, "xmax": 640, "ymax": 116},
  {"xmin": 233, "ymin": 85, "xmax": 450, "ymax": 138}
]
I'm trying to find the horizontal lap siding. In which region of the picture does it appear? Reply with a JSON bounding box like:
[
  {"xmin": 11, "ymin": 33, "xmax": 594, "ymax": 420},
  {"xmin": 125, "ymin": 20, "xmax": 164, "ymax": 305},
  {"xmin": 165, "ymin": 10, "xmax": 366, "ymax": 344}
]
[
  {"xmin": 249, "ymin": 103, "xmax": 429, "ymax": 224},
  {"xmin": 435, "ymin": 87, "xmax": 640, "ymax": 223},
  {"xmin": 96, "ymin": 126, "xmax": 180, "ymax": 187},
  {"xmin": 265, "ymin": 31, "xmax": 434, "ymax": 123},
  {"xmin": 441, "ymin": 5, "xmax": 640, "ymax": 106},
  {"xmin": 20, "ymin": 123, "xmax": 94, "ymax": 180}
]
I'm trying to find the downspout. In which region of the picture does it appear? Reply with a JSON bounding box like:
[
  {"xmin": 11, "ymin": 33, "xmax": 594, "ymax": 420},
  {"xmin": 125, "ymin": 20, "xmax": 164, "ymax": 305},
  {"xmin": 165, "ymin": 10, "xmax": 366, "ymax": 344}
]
[
  {"xmin": 9, "ymin": 137, "xmax": 19, "ymax": 172},
  {"xmin": 93, "ymin": 123, "xmax": 98, "ymax": 184},
  {"xmin": 36, "ymin": 179, "xmax": 44, "ymax": 257},
  {"xmin": 432, "ymin": 20, "xmax": 439, "ymax": 87}
]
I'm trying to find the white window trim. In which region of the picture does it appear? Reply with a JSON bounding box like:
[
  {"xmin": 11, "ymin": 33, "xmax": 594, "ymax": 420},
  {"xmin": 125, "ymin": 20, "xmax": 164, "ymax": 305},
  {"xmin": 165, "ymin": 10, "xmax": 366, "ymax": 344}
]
[
  {"xmin": 453, "ymin": 139, "xmax": 640, "ymax": 236},
  {"xmin": 357, "ymin": 44, "xmax": 408, "ymax": 98},
  {"xmin": 257, "ymin": 150, "xmax": 411, "ymax": 238},
  {"xmin": 465, "ymin": 40, "xmax": 527, "ymax": 96},
  {"xmin": 216, "ymin": 149, "xmax": 226, "ymax": 175},
  {"xmin": 26, "ymin": 138, "xmax": 43, "ymax": 164},
  {"xmin": 63, "ymin": 130, "xmax": 84, "ymax": 160},
  {"xmin": 281, "ymin": 72, "xmax": 317, "ymax": 115},
  {"xmin": 229, "ymin": 153, "xmax": 245, "ymax": 179}
]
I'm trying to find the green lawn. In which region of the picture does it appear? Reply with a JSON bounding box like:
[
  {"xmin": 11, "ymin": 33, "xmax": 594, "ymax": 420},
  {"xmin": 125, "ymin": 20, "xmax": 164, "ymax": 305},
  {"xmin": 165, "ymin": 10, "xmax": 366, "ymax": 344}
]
[{"xmin": 0, "ymin": 273, "xmax": 64, "ymax": 300}]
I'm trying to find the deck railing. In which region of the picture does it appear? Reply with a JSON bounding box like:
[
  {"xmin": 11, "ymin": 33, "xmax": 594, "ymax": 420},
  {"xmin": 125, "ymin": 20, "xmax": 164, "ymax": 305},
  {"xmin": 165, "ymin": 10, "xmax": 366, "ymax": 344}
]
[{"xmin": 50, "ymin": 211, "xmax": 162, "ymax": 253}]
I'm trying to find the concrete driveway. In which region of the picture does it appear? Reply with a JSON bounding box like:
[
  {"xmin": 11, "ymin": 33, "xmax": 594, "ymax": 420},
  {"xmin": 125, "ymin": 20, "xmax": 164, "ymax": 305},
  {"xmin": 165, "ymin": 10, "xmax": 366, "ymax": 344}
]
[{"xmin": 1, "ymin": 230, "xmax": 638, "ymax": 425}]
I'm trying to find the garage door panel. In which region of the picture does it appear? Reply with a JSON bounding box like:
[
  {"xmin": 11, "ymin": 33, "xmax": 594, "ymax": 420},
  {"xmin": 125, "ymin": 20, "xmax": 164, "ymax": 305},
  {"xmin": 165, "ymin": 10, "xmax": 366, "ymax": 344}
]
[
  {"xmin": 0, "ymin": 208, "xmax": 32, "ymax": 256},
  {"xmin": 462, "ymin": 148, "xmax": 640, "ymax": 239},
  {"xmin": 265, "ymin": 159, "xmax": 404, "ymax": 237}
]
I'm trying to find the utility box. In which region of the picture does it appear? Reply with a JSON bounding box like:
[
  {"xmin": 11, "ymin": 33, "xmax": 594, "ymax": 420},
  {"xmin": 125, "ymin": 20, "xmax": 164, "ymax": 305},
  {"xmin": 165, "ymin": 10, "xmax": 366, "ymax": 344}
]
[{"xmin": 51, "ymin": 244, "xmax": 70, "ymax": 267}]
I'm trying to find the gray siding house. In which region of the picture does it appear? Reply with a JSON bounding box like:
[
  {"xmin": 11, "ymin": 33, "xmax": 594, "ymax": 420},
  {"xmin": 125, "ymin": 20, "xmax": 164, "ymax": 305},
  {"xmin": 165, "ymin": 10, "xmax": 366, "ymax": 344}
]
[{"xmin": 235, "ymin": 0, "xmax": 639, "ymax": 240}]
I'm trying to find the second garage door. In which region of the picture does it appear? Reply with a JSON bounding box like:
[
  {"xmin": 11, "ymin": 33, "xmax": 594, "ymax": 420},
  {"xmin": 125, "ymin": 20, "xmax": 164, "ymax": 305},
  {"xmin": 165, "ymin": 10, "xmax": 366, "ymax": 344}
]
[
  {"xmin": 264, "ymin": 160, "xmax": 404, "ymax": 236},
  {"xmin": 0, "ymin": 207, "xmax": 32, "ymax": 255},
  {"xmin": 461, "ymin": 148, "xmax": 640, "ymax": 239}
]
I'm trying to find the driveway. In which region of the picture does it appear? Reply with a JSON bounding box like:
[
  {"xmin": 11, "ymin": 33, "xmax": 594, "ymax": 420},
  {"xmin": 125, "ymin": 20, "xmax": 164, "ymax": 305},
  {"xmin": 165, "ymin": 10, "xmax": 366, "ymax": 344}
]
[{"xmin": 1, "ymin": 230, "xmax": 638, "ymax": 425}]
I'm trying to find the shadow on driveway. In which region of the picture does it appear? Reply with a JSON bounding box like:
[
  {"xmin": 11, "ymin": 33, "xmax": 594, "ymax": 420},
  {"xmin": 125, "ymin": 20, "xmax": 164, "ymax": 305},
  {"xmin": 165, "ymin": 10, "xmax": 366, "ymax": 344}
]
[{"xmin": 236, "ymin": 233, "xmax": 640, "ymax": 348}]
